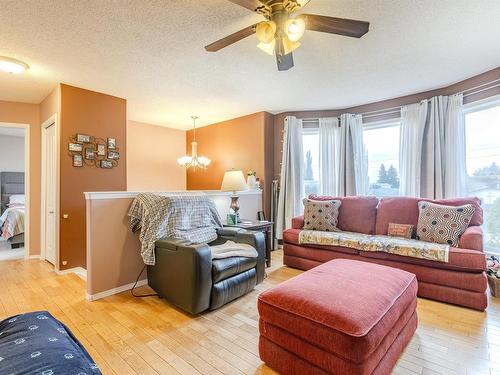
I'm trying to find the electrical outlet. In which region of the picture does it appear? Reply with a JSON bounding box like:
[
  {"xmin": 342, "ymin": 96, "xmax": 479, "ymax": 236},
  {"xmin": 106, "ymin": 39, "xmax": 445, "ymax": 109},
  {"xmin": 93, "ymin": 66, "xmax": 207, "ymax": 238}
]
[
  {"xmin": 62, "ymin": 261, "xmax": 68, "ymax": 266},
  {"xmin": 63, "ymin": 214, "xmax": 69, "ymax": 219}
]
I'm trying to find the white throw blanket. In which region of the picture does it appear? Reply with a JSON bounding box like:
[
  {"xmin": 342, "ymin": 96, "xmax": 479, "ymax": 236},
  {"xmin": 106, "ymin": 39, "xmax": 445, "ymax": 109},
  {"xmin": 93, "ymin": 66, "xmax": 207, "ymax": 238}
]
[{"xmin": 210, "ymin": 240, "xmax": 258, "ymax": 259}]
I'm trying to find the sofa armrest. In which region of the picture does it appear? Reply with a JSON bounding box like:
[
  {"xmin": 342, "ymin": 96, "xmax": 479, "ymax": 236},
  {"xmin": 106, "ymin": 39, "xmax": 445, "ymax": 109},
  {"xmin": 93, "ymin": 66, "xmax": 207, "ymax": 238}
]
[
  {"xmin": 459, "ymin": 226, "xmax": 483, "ymax": 252},
  {"xmin": 216, "ymin": 227, "xmax": 266, "ymax": 284},
  {"xmin": 148, "ymin": 237, "xmax": 213, "ymax": 315},
  {"xmin": 292, "ymin": 215, "xmax": 305, "ymax": 229}
]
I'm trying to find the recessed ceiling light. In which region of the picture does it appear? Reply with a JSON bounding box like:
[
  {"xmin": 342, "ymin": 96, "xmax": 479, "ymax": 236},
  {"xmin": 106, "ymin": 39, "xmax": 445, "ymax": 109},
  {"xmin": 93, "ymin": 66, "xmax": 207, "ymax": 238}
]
[{"xmin": 0, "ymin": 56, "xmax": 29, "ymax": 74}]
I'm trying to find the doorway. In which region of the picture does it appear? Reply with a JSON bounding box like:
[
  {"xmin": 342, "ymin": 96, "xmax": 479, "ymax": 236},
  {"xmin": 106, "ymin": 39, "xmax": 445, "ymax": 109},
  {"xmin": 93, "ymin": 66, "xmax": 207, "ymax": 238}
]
[{"xmin": 0, "ymin": 123, "xmax": 29, "ymax": 260}]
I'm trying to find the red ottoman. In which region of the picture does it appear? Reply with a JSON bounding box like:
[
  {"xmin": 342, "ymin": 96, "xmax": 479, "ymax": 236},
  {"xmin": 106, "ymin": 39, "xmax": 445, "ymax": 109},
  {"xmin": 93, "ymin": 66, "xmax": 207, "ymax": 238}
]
[{"xmin": 258, "ymin": 259, "xmax": 418, "ymax": 375}]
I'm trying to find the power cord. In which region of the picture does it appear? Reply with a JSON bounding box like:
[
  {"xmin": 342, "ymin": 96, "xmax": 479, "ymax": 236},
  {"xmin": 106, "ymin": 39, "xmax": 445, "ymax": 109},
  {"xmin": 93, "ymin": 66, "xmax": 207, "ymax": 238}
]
[{"xmin": 131, "ymin": 265, "xmax": 159, "ymax": 298}]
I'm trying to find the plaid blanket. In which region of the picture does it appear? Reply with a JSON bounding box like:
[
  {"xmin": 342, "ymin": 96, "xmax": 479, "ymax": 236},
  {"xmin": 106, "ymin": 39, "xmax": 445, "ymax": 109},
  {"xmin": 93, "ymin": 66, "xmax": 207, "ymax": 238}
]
[{"xmin": 129, "ymin": 193, "xmax": 223, "ymax": 265}]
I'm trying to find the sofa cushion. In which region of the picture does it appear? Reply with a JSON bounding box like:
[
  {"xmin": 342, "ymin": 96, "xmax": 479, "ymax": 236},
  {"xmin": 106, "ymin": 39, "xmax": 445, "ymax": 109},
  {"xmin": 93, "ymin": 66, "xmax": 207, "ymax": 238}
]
[
  {"xmin": 303, "ymin": 198, "xmax": 341, "ymax": 231},
  {"xmin": 212, "ymin": 256, "xmax": 257, "ymax": 283},
  {"xmin": 375, "ymin": 197, "xmax": 483, "ymax": 236},
  {"xmin": 309, "ymin": 195, "xmax": 379, "ymax": 234},
  {"xmin": 283, "ymin": 229, "xmax": 360, "ymax": 256},
  {"xmin": 416, "ymin": 201, "xmax": 475, "ymax": 246},
  {"xmin": 258, "ymin": 259, "xmax": 417, "ymax": 363}
]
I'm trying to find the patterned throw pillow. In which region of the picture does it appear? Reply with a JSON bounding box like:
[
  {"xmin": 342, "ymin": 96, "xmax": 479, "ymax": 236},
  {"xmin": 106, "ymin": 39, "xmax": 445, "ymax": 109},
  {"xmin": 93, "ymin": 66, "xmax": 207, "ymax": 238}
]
[
  {"xmin": 388, "ymin": 223, "xmax": 414, "ymax": 239},
  {"xmin": 416, "ymin": 201, "xmax": 475, "ymax": 246},
  {"xmin": 303, "ymin": 198, "xmax": 341, "ymax": 232}
]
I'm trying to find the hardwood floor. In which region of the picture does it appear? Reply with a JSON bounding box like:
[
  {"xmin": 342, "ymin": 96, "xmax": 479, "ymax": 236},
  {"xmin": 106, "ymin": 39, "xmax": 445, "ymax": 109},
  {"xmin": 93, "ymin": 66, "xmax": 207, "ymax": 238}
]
[{"xmin": 0, "ymin": 251, "xmax": 499, "ymax": 375}]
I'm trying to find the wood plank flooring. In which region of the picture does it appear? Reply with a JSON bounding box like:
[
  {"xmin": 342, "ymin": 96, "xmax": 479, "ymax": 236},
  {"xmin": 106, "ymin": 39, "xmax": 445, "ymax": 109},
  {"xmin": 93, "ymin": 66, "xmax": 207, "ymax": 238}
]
[{"xmin": 0, "ymin": 251, "xmax": 499, "ymax": 375}]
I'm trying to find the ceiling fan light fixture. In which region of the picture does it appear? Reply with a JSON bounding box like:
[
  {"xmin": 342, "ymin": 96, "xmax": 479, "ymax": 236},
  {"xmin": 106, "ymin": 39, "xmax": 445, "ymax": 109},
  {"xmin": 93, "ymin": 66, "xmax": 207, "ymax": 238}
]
[
  {"xmin": 257, "ymin": 39, "xmax": 276, "ymax": 56},
  {"xmin": 282, "ymin": 37, "xmax": 301, "ymax": 55},
  {"xmin": 256, "ymin": 21, "xmax": 276, "ymax": 44},
  {"xmin": 285, "ymin": 18, "xmax": 306, "ymax": 42}
]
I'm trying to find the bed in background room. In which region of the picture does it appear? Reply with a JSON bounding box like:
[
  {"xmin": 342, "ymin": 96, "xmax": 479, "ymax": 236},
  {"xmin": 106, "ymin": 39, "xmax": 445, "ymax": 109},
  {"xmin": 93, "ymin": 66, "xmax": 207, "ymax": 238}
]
[{"xmin": 0, "ymin": 172, "xmax": 25, "ymax": 248}]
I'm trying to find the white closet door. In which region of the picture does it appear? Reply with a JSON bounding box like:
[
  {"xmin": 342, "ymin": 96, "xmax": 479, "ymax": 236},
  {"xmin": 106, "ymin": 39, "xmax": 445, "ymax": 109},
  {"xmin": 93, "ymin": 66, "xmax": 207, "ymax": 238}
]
[{"xmin": 45, "ymin": 123, "xmax": 56, "ymax": 265}]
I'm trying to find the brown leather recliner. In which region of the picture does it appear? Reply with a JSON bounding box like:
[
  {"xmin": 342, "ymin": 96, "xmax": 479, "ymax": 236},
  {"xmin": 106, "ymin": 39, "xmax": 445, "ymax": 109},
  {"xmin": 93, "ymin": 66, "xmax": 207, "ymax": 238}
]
[{"xmin": 147, "ymin": 227, "xmax": 266, "ymax": 315}]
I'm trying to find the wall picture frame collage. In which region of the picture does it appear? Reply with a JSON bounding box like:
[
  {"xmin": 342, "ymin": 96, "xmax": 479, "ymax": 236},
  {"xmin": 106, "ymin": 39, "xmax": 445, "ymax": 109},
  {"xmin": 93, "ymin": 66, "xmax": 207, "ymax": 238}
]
[{"xmin": 68, "ymin": 134, "xmax": 120, "ymax": 169}]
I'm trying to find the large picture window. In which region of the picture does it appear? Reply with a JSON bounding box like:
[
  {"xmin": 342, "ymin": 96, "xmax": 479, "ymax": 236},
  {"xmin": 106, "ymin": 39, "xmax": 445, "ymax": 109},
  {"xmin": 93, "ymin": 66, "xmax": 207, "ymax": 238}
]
[
  {"xmin": 465, "ymin": 98, "xmax": 500, "ymax": 254},
  {"xmin": 302, "ymin": 126, "xmax": 320, "ymax": 197},
  {"xmin": 363, "ymin": 121, "xmax": 401, "ymax": 197}
]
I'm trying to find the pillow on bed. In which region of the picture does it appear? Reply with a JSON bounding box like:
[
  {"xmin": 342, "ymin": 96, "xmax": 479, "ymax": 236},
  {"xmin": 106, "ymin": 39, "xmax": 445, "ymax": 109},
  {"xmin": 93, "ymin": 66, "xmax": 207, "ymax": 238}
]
[{"xmin": 8, "ymin": 194, "xmax": 25, "ymax": 206}]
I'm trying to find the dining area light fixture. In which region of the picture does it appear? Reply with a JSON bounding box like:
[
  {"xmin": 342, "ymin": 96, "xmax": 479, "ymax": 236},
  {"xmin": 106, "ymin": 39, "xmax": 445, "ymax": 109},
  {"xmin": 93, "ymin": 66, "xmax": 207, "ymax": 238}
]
[
  {"xmin": 0, "ymin": 56, "xmax": 29, "ymax": 74},
  {"xmin": 177, "ymin": 116, "xmax": 211, "ymax": 170}
]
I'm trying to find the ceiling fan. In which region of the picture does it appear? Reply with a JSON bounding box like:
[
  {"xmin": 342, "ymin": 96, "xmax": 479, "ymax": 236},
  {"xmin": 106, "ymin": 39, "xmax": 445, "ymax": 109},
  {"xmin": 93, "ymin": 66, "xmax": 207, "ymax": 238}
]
[{"xmin": 204, "ymin": 0, "xmax": 370, "ymax": 71}]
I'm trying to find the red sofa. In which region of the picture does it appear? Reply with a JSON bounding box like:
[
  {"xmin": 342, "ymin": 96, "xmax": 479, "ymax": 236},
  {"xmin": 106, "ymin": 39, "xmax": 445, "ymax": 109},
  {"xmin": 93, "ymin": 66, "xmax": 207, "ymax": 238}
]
[{"xmin": 283, "ymin": 196, "xmax": 488, "ymax": 311}]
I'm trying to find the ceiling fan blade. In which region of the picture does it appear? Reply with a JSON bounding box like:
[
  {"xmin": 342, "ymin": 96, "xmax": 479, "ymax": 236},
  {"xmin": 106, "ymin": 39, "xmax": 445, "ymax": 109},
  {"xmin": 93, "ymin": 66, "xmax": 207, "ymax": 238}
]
[
  {"xmin": 205, "ymin": 24, "xmax": 256, "ymax": 52},
  {"xmin": 299, "ymin": 14, "xmax": 369, "ymax": 38},
  {"xmin": 227, "ymin": 0, "xmax": 265, "ymax": 12},
  {"xmin": 276, "ymin": 52, "xmax": 294, "ymax": 71}
]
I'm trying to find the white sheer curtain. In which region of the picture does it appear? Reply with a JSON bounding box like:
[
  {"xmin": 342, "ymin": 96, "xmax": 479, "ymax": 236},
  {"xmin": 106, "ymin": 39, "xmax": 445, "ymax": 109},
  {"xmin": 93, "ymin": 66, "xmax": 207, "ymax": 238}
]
[
  {"xmin": 319, "ymin": 117, "xmax": 340, "ymax": 196},
  {"xmin": 399, "ymin": 94, "xmax": 467, "ymax": 199},
  {"xmin": 399, "ymin": 100, "xmax": 428, "ymax": 196},
  {"xmin": 339, "ymin": 114, "xmax": 367, "ymax": 196},
  {"xmin": 276, "ymin": 116, "xmax": 304, "ymax": 239},
  {"xmin": 444, "ymin": 93, "xmax": 467, "ymax": 198}
]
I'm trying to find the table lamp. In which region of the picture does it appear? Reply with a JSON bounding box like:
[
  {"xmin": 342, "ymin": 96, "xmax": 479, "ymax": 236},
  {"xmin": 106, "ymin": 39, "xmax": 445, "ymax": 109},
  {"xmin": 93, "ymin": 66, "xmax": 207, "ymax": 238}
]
[{"xmin": 221, "ymin": 170, "xmax": 249, "ymax": 222}]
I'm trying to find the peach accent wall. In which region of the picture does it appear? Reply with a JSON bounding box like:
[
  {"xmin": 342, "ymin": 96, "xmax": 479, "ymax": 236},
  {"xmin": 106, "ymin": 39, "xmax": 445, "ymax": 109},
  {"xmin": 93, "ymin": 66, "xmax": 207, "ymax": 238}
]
[
  {"xmin": 127, "ymin": 121, "xmax": 186, "ymax": 191},
  {"xmin": 60, "ymin": 84, "xmax": 127, "ymax": 270},
  {"xmin": 186, "ymin": 112, "xmax": 274, "ymax": 218},
  {"xmin": 0, "ymin": 100, "xmax": 41, "ymax": 255}
]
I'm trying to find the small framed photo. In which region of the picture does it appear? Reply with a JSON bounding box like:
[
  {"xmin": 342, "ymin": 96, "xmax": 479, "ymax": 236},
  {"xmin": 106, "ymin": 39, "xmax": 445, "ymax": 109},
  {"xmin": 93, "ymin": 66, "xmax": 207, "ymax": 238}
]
[
  {"xmin": 76, "ymin": 134, "xmax": 91, "ymax": 143},
  {"xmin": 69, "ymin": 143, "xmax": 83, "ymax": 152},
  {"xmin": 226, "ymin": 213, "xmax": 237, "ymax": 225},
  {"xmin": 108, "ymin": 150, "xmax": 120, "ymax": 160},
  {"xmin": 73, "ymin": 154, "xmax": 83, "ymax": 167},
  {"xmin": 100, "ymin": 160, "xmax": 113, "ymax": 169},
  {"xmin": 96, "ymin": 143, "xmax": 106, "ymax": 156},
  {"xmin": 107, "ymin": 137, "xmax": 116, "ymax": 149},
  {"xmin": 84, "ymin": 147, "xmax": 95, "ymax": 160},
  {"xmin": 257, "ymin": 211, "xmax": 266, "ymax": 221}
]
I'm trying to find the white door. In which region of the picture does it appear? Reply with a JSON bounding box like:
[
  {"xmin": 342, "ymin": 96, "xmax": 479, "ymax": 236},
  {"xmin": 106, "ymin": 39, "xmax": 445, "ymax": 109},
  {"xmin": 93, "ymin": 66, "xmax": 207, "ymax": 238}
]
[{"xmin": 44, "ymin": 123, "xmax": 56, "ymax": 265}]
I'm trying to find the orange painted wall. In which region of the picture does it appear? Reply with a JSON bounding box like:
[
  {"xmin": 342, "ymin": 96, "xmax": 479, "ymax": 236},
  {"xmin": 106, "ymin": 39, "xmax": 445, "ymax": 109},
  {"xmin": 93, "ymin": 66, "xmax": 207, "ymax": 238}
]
[
  {"xmin": 186, "ymin": 111, "xmax": 274, "ymax": 218},
  {"xmin": 0, "ymin": 100, "xmax": 41, "ymax": 255},
  {"xmin": 127, "ymin": 120, "xmax": 186, "ymax": 191},
  {"xmin": 59, "ymin": 84, "xmax": 127, "ymax": 269}
]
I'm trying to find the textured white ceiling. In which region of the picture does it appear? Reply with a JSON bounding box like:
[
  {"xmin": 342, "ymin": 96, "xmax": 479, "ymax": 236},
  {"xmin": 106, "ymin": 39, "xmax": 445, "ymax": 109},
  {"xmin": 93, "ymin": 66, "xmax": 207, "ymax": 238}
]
[{"xmin": 1, "ymin": 0, "xmax": 499, "ymax": 130}]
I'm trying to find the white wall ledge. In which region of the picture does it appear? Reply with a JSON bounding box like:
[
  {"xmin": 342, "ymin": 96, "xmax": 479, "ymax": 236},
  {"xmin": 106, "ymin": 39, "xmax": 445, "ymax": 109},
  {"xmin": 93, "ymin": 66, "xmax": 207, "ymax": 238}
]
[{"xmin": 84, "ymin": 189, "xmax": 262, "ymax": 200}]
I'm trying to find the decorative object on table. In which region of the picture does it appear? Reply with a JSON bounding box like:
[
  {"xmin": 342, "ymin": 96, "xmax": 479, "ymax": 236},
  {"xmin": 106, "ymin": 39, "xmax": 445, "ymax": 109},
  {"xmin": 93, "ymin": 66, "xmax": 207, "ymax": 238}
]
[
  {"xmin": 256, "ymin": 177, "xmax": 261, "ymax": 189},
  {"xmin": 73, "ymin": 154, "xmax": 83, "ymax": 167},
  {"xmin": 76, "ymin": 133, "xmax": 91, "ymax": 143},
  {"xmin": 226, "ymin": 213, "xmax": 238, "ymax": 225},
  {"xmin": 258, "ymin": 210, "xmax": 266, "ymax": 221},
  {"xmin": 69, "ymin": 142, "xmax": 83, "ymax": 152},
  {"xmin": 107, "ymin": 137, "xmax": 116, "ymax": 149},
  {"xmin": 68, "ymin": 133, "xmax": 119, "ymax": 169},
  {"xmin": 177, "ymin": 115, "xmax": 211, "ymax": 170},
  {"xmin": 96, "ymin": 143, "xmax": 106, "ymax": 156},
  {"xmin": 487, "ymin": 255, "xmax": 500, "ymax": 297},
  {"xmin": 221, "ymin": 169, "xmax": 249, "ymax": 223},
  {"xmin": 247, "ymin": 170, "xmax": 257, "ymax": 189},
  {"xmin": 84, "ymin": 147, "xmax": 95, "ymax": 159},
  {"xmin": 224, "ymin": 219, "xmax": 274, "ymax": 267},
  {"xmin": 388, "ymin": 223, "xmax": 414, "ymax": 239}
]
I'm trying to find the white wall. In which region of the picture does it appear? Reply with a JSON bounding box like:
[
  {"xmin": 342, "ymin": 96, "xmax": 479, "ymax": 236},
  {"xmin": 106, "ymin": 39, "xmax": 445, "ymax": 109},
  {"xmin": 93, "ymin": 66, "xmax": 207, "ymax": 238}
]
[{"xmin": 0, "ymin": 134, "xmax": 24, "ymax": 172}]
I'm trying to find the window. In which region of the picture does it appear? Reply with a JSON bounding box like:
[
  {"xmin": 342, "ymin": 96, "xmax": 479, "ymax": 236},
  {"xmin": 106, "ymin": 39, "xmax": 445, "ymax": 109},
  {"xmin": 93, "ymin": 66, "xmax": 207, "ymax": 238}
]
[
  {"xmin": 302, "ymin": 126, "xmax": 320, "ymax": 197},
  {"xmin": 363, "ymin": 121, "xmax": 401, "ymax": 197},
  {"xmin": 465, "ymin": 98, "xmax": 500, "ymax": 254}
]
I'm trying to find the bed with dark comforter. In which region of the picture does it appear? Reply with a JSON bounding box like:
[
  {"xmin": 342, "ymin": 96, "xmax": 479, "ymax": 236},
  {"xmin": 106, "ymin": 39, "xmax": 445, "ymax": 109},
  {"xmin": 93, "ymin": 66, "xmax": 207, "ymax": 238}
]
[{"xmin": 0, "ymin": 311, "xmax": 101, "ymax": 374}]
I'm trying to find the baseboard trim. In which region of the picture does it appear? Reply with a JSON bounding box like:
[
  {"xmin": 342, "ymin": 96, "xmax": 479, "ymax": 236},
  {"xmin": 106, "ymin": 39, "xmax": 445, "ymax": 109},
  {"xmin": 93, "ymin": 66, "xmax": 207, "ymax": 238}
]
[
  {"xmin": 86, "ymin": 278, "xmax": 148, "ymax": 301},
  {"xmin": 56, "ymin": 266, "xmax": 87, "ymax": 281}
]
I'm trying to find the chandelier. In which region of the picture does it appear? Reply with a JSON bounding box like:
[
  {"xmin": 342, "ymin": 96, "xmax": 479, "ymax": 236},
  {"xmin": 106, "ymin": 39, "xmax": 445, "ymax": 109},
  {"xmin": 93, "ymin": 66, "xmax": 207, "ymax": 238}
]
[{"xmin": 177, "ymin": 116, "xmax": 211, "ymax": 170}]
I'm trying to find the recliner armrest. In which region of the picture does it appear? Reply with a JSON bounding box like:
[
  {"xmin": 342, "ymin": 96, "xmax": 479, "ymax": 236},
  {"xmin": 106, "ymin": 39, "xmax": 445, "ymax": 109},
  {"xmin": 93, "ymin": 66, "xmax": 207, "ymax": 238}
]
[
  {"xmin": 459, "ymin": 226, "xmax": 483, "ymax": 252},
  {"xmin": 148, "ymin": 237, "xmax": 213, "ymax": 315}
]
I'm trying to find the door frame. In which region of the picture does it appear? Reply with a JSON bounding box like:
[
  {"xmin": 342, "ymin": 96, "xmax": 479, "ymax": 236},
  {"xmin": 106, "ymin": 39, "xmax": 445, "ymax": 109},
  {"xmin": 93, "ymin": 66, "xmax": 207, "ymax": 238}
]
[
  {"xmin": 0, "ymin": 122, "xmax": 30, "ymax": 259},
  {"xmin": 40, "ymin": 114, "xmax": 60, "ymax": 269}
]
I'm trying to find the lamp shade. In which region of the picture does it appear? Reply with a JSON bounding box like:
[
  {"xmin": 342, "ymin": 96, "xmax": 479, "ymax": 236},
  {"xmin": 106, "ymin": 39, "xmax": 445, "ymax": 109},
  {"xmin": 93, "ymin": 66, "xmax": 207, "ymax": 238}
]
[{"xmin": 221, "ymin": 170, "xmax": 248, "ymax": 192}]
